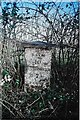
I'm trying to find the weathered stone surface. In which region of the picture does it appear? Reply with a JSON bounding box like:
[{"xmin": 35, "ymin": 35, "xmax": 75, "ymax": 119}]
[
  {"xmin": 25, "ymin": 67, "xmax": 50, "ymax": 85},
  {"xmin": 25, "ymin": 47, "xmax": 52, "ymax": 86}
]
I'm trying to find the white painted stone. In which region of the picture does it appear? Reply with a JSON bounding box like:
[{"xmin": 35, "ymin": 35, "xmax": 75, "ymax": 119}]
[{"xmin": 25, "ymin": 47, "xmax": 52, "ymax": 86}]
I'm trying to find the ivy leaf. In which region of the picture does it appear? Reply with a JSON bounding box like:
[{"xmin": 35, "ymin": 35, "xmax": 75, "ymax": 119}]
[
  {"xmin": 2, "ymin": 69, "xmax": 9, "ymax": 77},
  {"xmin": 16, "ymin": 79, "xmax": 19, "ymax": 85},
  {"xmin": 48, "ymin": 94, "xmax": 52, "ymax": 100},
  {"xmin": 31, "ymin": 109, "xmax": 35, "ymax": 114},
  {"xmin": 34, "ymin": 95, "xmax": 37, "ymax": 99}
]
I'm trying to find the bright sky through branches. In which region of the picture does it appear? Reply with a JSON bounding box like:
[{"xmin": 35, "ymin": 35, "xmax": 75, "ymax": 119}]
[{"xmin": 1, "ymin": 0, "xmax": 79, "ymax": 2}]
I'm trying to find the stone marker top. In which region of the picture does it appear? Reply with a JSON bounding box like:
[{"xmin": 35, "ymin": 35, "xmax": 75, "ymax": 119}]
[
  {"xmin": 20, "ymin": 41, "xmax": 56, "ymax": 49},
  {"xmin": 19, "ymin": 40, "xmax": 77, "ymax": 49}
]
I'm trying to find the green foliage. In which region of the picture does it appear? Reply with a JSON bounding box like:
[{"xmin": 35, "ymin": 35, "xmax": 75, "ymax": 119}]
[
  {"xmin": 2, "ymin": 69, "xmax": 9, "ymax": 77},
  {"xmin": 2, "ymin": 85, "xmax": 78, "ymax": 119},
  {"xmin": 16, "ymin": 79, "xmax": 20, "ymax": 85}
]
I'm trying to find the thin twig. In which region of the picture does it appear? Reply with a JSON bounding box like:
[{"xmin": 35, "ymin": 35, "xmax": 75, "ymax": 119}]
[
  {"xmin": 26, "ymin": 97, "xmax": 41, "ymax": 108},
  {"xmin": 0, "ymin": 101, "xmax": 15, "ymax": 116},
  {"xmin": 0, "ymin": 99, "xmax": 25, "ymax": 118},
  {"xmin": 48, "ymin": 104, "xmax": 59, "ymax": 118},
  {"xmin": 38, "ymin": 108, "xmax": 49, "ymax": 114}
]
